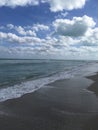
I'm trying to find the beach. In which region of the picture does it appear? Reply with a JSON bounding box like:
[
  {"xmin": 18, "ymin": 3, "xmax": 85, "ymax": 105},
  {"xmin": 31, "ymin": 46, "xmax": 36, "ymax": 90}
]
[
  {"xmin": 0, "ymin": 73, "xmax": 98, "ymax": 130},
  {"xmin": 0, "ymin": 0, "xmax": 98, "ymax": 128},
  {"xmin": 87, "ymin": 73, "xmax": 98, "ymax": 96}
]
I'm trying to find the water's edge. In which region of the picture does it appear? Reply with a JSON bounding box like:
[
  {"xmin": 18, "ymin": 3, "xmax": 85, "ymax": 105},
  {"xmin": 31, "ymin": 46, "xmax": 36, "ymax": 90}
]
[{"xmin": 0, "ymin": 61, "xmax": 98, "ymax": 102}]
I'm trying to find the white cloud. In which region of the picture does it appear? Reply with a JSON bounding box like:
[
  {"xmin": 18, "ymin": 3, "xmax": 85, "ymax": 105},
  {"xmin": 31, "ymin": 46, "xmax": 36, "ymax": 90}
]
[
  {"xmin": 0, "ymin": 32, "xmax": 7, "ymax": 39},
  {"xmin": 78, "ymin": 28, "xmax": 98, "ymax": 46},
  {"xmin": 53, "ymin": 15, "xmax": 96, "ymax": 37},
  {"xmin": 15, "ymin": 26, "xmax": 36, "ymax": 36},
  {"xmin": 0, "ymin": 0, "xmax": 39, "ymax": 8},
  {"xmin": 0, "ymin": 0, "xmax": 87, "ymax": 12},
  {"xmin": 7, "ymin": 24, "xmax": 14, "ymax": 29},
  {"xmin": 0, "ymin": 32, "xmax": 40, "ymax": 44},
  {"xmin": 0, "ymin": 15, "xmax": 98, "ymax": 59},
  {"xmin": 32, "ymin": 24, "xmax": 49, "ymax": 31},
  {"xmin": 7, "ymin": 24, "xmax": 36, "ymax": 36},
  {"xmin": 6, "ymin": 24, "xmax": 49, "ymax": 36},
  {"xmin": 0, "ymin": 24, "xmax": 50, "ymax": 46},
  {"xmin": 42, "ymin": 0, "xmax": 87, "ymax": 12}
]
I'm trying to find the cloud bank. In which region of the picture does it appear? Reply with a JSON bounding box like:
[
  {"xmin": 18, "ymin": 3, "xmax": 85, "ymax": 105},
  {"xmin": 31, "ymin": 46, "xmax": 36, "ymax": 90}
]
[{"xmin": 0, "ymin": 15, "xmax": 98, "ymax": 59}]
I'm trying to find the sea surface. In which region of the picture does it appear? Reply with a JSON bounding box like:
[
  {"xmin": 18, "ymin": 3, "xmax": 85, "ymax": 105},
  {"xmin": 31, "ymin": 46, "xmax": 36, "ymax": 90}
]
[{"xmin": 0, "ymin": 59, "xmax": 98, "ymax": 102}]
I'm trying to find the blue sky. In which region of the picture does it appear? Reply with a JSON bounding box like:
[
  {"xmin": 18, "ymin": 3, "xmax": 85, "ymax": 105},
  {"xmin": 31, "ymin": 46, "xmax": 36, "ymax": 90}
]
[{"xmin": 0, "ymin": 0, "xmax": 98, "ymax": 59}]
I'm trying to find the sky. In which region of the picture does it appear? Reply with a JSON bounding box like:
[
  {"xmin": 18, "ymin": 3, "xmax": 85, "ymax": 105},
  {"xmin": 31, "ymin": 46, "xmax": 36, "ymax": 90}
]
[{"xmin": 0, "ymin": 0, "xmax": 98, "ymax": 60}]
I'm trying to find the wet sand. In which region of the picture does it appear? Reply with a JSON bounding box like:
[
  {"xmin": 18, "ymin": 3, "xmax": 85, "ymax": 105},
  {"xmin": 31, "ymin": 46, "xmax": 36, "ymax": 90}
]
[
  {"xmin": 87, "ymin": 73, "xmax": 98, "ymax": 96},
  {"xmin": 84, "ymin": 73, "xmax": 98, "ymax": 130},
  {"xmin": 0, "ymin": 75, "xmax": 98, "ymax": 130}
]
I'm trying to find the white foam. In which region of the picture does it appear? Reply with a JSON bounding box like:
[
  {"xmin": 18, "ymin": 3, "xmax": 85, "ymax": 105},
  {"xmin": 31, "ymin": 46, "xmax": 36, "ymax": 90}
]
[
  {"xmin": 0, "ymin": 62, "xmax": 98, "ymax": 102},
  {"xmin": 0, "ymin": 71, "xmax": 73, "ymax": 102}
]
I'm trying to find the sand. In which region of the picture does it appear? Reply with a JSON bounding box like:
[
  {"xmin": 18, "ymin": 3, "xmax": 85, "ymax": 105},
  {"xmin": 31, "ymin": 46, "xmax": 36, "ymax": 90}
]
[
  {"xmin": 0, "ymin": 75, "xmax": 98, "ymax": 130},
  {"xmin": 87, "ymin": 73, "xmax": 98, "ymax": 96}
]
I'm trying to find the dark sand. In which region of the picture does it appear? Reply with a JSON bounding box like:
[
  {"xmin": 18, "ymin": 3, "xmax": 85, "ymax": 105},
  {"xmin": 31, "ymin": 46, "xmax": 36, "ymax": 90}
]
[
  {"xmin": 0, "ymin": 75, "xmax": 98, "ymax": 130},
  {"xmin": 87, "ymin": 73, "xmax": 98, "ymax": 96},
  {"xmin": 83, "ymin": 73, "xmax": 98, "ymax": 130}
]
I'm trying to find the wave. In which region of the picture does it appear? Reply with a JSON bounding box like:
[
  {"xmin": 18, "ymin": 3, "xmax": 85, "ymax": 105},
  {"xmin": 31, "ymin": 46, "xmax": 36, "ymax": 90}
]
[{"xmin": 0, "ymin": 62, "xmax": 98, "ymax": 102}]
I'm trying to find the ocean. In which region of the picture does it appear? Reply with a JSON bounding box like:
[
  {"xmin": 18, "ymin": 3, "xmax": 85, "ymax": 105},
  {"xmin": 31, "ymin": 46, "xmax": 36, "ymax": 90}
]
[{"xmin": 0, "ymin": 59, "xmax": 98, "ymax": 102}]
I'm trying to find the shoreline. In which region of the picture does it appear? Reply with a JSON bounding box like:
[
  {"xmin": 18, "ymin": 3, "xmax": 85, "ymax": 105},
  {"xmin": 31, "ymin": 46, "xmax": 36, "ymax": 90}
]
[
  {"xmin": 0, "ymin": 73, "xmax": 98, "ymax": 129},
  {"xmin": 83, "ymin": 73, "xmax": 98, "ymax": 130},
  {"xmin": 87, "ymin": 73, "xmax": 98, "ymax": 96}
]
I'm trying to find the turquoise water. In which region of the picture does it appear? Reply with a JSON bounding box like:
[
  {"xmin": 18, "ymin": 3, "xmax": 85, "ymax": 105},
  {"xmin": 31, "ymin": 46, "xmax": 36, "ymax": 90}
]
[{"xmin": 0, "ymin": 59, "xmax": 98, "ymax": 102}]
